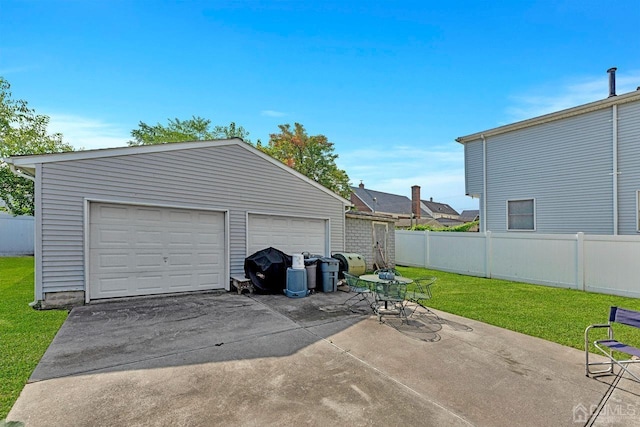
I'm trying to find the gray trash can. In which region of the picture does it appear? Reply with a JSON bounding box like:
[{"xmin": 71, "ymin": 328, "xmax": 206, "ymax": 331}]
[
  {"xmin": 319, "ymin": 257, "xmax": 339, "ymax": 292},
  {"xmin": 304, "ymin": 258, "xmax": 319, "ymax": 292}
]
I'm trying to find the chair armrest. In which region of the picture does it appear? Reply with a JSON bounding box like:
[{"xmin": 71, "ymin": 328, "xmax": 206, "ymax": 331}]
[
  {"xmin": 585, "ymin": 324, "xmax": 612, "ymax": 332},
  {"xmin": 585, "ymin": 324, "xmax": 613, "ymax": 347}
]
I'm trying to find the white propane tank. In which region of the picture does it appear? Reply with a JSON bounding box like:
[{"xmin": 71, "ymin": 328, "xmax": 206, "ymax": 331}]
[{"xmin": 292, "ymin": 253, "xmax": 305, "ymax": 270}]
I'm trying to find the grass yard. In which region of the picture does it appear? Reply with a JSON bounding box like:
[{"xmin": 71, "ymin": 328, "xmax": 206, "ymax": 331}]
[
  {"xmin": 398, "ymin": 266, "xmax": 640, "ymax": 351},
  {"xmin": 0, "ymin": 257, "xmax": 68, "ymax": 420}
]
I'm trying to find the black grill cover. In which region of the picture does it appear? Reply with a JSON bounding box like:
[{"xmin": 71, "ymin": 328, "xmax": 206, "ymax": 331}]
[{"xmin": 244, "ymin": 247, "xmax": 292, "ymax": 293}]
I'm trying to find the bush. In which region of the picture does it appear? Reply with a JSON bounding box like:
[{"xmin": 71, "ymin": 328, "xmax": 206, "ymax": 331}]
[{"xmin": 405, "ymin": 220, "xmax": 478, "ymax": 232}]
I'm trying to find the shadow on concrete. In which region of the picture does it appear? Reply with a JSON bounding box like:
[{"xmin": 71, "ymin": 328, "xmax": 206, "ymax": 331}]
[{"xmin": 31, "ymin": 290, "xmax": 464, "ymax": 382}]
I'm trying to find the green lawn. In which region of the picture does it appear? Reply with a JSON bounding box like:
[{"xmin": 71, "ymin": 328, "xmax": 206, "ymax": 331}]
[
  {"xmin": 397, "ymin": 266, "xmax": 640, "ymax": 351},
  {"xmin": 0, "ymin": 257, "xmax": 68, "ymax": 420}
]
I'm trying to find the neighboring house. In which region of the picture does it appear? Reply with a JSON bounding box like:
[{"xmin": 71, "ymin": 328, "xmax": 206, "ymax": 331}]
[
  {"xmin": 350, "ymin": 183, "xmax": 456, "ymax": 228},
  {"xmin": 459, "ymin": 210, "xmax": 480, "ymax": 223},
  {"xmin": 350, "ymin": 182, "xmax": 415, "ymax": 218},
  {"xmin": 456, "ymin": 78, "xmax": 640, "ymax": 235},
  {"xmin": 7, "ymin": 139, "xmax": 350, "ymax": 307},
  {"xmin": 421, "ymin": 198, "xmax": 460, "ymax": 220}
]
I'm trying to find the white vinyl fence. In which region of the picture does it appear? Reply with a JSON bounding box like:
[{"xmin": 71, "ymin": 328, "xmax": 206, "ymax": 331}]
[
  {"xmin": 0, "ymin": 212, "xmax": 34, "ymax": 255},
  {"xmin": 396, "ymin": 230, "xmax": 640, "ymax": 299}
]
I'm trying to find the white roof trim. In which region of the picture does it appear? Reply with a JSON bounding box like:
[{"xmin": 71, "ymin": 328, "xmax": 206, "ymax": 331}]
[
  {"xmin": 456, "ymin": 89, "xmax": 640, "ymax": 144},
  {"xmin": 7, "ymin": 138, "xmax": 351, "ymax": 205},
  {"xmin": 8, "ymin": 138, "xmax": 243, "ymax": 165}
]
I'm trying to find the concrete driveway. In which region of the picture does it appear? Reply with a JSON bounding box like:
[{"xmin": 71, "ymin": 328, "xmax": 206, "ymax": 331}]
[{"xmin": 7, "ymin": 291, "xmax": 640, "ymax": 426}]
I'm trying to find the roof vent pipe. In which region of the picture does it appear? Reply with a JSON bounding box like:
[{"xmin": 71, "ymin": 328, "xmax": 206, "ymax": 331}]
[{"xmin": 607, "ymin": 67, "xmax": 617, "ymax": 97}]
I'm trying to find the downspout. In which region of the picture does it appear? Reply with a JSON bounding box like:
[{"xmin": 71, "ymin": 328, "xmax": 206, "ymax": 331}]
[
  {"xmin": 6, "ymin": 160, "xmax": 39, "ymax": 307},
  {"xmin": 481, "ymin": 134, "xmax": 487, "ymax": 233},
  {"xmin": 612, "ymin": 104, "xmax": 619, "ymax": 235}
]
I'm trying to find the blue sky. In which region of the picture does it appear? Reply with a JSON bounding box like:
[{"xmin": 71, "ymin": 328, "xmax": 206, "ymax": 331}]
[{"xmin": 2, "ymin": 1, "xmax": 639, "ymax": 212}]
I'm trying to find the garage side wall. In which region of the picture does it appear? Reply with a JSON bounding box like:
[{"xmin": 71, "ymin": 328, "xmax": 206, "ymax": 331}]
[{"xmin": 37, "ymin": 144, "xmax": 346, "ymax": 302}]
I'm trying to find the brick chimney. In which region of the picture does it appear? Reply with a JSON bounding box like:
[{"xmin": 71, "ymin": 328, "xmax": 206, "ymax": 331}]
[
  {"xmin": 359, "ymin": 181, "xmax": 365, "ymax": 189},
  {"xmin": 411, "ymin": 185, "xmax": 421, "ymax": 219}
]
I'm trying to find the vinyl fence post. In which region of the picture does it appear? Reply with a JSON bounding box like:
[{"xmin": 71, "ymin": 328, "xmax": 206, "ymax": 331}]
[
  {"xmin": 485, "ymin": 230, "xmax": 492, "ymax": 278},
  {"xmin": 425, "ymin": 230, "xmax": 430, "ymax": 268},
  {"xmin": 576, "ymin": 232, "xmax": 585, "ymax": 291}
]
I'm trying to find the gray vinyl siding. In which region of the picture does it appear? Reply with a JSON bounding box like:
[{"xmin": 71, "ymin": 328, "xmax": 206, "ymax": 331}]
[
  {"xmin": 464, "ymin": 140, "xmax": 484, "ymax": 196},
  {"xmin": 485, "ymin": 108, "xmax": 614, "ymax": 234},
  {"xmin": 617, "ymin": 101, "xmax": 640, "ymax": 234},
  {"xmin": 38, "ymin": 144, "xmax": 345, "ymax": 295}
]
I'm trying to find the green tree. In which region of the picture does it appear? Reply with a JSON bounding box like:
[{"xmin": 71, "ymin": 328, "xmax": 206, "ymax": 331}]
[
  {"xmin": 259, "ymin": 123, "xmax": 351, "ymax": 199},
  {"xmin": 0, "ymin": 77, "xmax": 74, "ymax": 216},
  {"xmin": 128, "ymin": 116, "xmax": 251, "ymax": 146}
]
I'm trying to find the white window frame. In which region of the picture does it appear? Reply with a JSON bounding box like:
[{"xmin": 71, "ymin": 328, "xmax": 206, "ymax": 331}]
[{"xmin": 506, "ymin": 198, "xmax": 536, "ymax": 231}]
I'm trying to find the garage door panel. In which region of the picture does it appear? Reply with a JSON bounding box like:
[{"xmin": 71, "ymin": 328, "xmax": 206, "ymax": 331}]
[
  {"xmin": 136, "ymin": 230, "xmax": 164, "ymax": 245},
  {"xmin": 196, "ymin": 272, "xmax": 220, "ymax": 287},
  {"xmin": 93, "ymin": 276, "xmax": 130, "ymax": 295},
  {"xmin": 97, "ymin": 205, "xmax": 131, "ymax": 221},
  {"xmin": 135, "ymin": 208, "xmax": 163, "ymax": 221},
  {"xmin": 248, "ymin": 214, "xmax": 326, "ymax": 256},
  {"xmin": 90, "ymin": 203, "xmax": 226, "ymax": 299}
]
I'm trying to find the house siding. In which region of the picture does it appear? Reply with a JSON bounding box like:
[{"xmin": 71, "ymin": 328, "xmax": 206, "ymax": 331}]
[
  {"xmin": 617, "ymin": 101, "xmax": 640, "ymax": 234},
  {"xmin": 464, "ymin": 140, "xmax": 484, "ymax": 196},
  {"xmin": 485, "ymin": 108, "xmax": 614, "ymax": 234},
  {"xmin": 38, "ymin": 143, "xmax": 345, "ymax": 297}
]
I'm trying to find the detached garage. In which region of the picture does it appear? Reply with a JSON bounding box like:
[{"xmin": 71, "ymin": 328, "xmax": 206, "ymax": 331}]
[{"xmin": 7, "ymin": 139, "xmax": 349, "ymax": 307}]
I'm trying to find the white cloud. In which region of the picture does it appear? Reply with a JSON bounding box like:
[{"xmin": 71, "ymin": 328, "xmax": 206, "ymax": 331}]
[
  {"xmin": 506, "ymin": 70, "xmax": 640, "ymax": 122},
  {"xmin": 48, "ymin": 114, "xmax": 129, "ymax": 150},
  {"xmin": 0, "ymin": 65, "xmax": 35, "ymax": 75},
  {"xmin": 260, "ymin": 110, "xmax": 287, "ymax": 117}
]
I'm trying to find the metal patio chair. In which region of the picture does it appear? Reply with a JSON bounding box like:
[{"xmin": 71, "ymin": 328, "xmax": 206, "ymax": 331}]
[
  {"xmin": 406, "ymin": 277, "xmax": 437, "ymax": 317},
  {"xmin": 343, "ymin": 272, "xmax": 374, "ymax": 311},
  {"xmin": 373, "ymin": 280, "xmax": 408, "ymax": 323},
  {"xmin": 585, "ymin": 306, "xmax": 640, "ymax": 382}
]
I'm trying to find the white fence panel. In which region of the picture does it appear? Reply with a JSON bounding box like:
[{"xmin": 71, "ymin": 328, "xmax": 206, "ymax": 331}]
[
  {"xmin": 490, "ymin": 233, "xmax": 578, "ymax": 289},
  {"xmin": 396, "ymin": 230, "xmax": 640, "ymax": 298},
  {"xmin": 428, "ymin": 232, "xmax": 486, "ymax": 276},
  {"xmin": 0, "ymin": 213, "xmax": 34, "ymax": 255},
  {"xmin": 395, "ymin": 230, "xmax": 427, "ymax": 267},
  {"xmin": 584, "ymin": 235, "xmax": 640, "ymax": 298}
]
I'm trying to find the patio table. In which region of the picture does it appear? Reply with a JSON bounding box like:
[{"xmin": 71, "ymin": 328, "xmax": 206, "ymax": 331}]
[
  {"xmin": 359, "ymin": 274, "xmax": 413, "ymax": 321},
  {"xmin": 358, "ymin": 274, "xmax": 413, "ymax": 285}
]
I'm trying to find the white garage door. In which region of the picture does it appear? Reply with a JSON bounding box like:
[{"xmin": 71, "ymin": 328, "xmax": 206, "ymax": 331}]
[
  {"xmin": 89, "ymin": 203, "xmax": 225, "ymax": 300},
  {"xmin": 247, "ymin": 214, "xmax": 326, "ymax": 256}
]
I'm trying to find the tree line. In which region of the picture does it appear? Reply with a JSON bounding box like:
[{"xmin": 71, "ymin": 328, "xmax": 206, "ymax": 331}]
[{"xmin": 0, "ymin": 77, "xmax": 351, "ymax": 216}]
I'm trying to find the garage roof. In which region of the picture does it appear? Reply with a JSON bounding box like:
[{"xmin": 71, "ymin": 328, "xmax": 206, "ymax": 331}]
[{"xmin": 5, "ymin": 138, "xmax": 351, "ymax": 205}]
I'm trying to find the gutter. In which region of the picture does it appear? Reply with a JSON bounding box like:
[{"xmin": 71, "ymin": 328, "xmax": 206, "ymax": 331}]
[{"xmin": 3, "ymin": 158, "xmax": 39, "ymax": 307}]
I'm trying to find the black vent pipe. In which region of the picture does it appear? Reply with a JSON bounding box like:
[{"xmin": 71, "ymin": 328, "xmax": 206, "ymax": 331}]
[{"xmin": 607, "ymin": 67, "xmax": 617, "ymax": 97}]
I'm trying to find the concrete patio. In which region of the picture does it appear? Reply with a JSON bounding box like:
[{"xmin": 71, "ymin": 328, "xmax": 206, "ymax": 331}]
[{"xmin": 7, "ymin": 290, "xmax": 640, "ymax": 426}]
